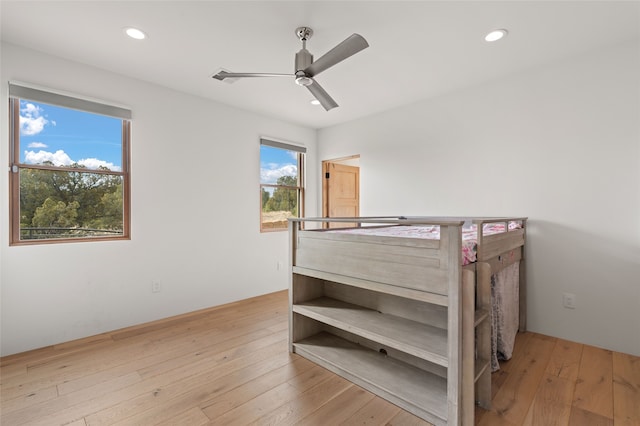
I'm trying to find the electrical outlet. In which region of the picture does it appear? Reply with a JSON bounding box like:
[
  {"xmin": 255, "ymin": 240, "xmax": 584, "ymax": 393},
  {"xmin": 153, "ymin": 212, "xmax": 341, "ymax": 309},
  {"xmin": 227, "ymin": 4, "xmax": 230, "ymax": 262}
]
[
  {"xmin": 562, "ymin": 292, "xmax": 576, "ymax": 309},
  {"xmin": 152, "ymin": 281, "xmax": 161, "ymax": 293}
]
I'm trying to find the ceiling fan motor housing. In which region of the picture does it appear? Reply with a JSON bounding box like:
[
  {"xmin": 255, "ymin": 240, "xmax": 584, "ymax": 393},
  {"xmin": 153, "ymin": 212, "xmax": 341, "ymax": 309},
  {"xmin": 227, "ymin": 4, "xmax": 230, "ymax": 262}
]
[
  {"xmin": 295, "ymin": 48, "xmax": 313, "ymax": 73},
  {"xmin": 294, "ymin": 47, "xmax": 314, "ymax": 86}
]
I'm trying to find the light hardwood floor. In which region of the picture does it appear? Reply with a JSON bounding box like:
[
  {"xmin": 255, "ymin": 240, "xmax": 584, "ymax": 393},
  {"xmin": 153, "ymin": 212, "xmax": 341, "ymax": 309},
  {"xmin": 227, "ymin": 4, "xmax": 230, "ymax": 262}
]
[{"xmin": 1, "ymin": 290, "xmax": 638, "ymax": 425}]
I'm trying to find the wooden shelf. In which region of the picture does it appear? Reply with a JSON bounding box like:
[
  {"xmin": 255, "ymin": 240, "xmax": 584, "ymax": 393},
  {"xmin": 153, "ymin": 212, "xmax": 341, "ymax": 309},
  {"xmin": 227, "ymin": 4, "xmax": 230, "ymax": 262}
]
[
  {"xmin": 293, "ymin": 332, "xmax": 447, "ymax": 425},
  {"xmin": 293, "ymin": 297, "xmax": 448, "ymax": 367}
]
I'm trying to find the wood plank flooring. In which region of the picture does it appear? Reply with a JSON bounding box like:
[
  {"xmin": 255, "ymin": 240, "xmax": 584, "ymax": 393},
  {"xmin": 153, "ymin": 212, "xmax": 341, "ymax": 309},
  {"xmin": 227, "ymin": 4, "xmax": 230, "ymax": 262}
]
[{"xmin": 1, "ymin": 290, "xmax": 638, "ymax": 425}]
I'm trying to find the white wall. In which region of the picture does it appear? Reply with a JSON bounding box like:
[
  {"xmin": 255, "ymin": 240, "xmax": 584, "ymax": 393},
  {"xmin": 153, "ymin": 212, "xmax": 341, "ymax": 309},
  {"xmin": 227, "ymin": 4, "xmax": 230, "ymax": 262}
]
[
  {"xmin": 0, "ymin": 43, "xmax": 317, "ymax": 356},
  {"xmin": 318, "ymin": 40, "xmax": 640, "ymax": 356},
  {"xmin": 2, "ymin": 38, "xmax": 639, "ymax": 359}
]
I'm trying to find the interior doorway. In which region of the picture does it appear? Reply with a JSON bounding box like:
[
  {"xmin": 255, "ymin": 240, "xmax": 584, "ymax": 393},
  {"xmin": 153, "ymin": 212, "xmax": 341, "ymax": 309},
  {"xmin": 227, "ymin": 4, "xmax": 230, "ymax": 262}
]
[{"xmin": 322, "ymin": 155, "xmax": 360, "ymax": 228}]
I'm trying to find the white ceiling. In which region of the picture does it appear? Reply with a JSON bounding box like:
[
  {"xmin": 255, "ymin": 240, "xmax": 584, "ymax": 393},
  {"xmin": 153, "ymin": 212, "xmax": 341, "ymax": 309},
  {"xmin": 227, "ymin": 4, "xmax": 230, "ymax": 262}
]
[{"xmin": 1, "ymin": 1, "xmax": 639, "ymax": 129}]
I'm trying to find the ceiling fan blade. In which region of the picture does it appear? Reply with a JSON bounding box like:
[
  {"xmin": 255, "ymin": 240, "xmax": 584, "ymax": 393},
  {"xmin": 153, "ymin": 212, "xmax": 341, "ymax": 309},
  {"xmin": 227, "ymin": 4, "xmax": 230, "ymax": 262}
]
[
  {"xmin": 304, "ymin": 33, "xmax": 369, "ymax": 77},
  {"xmin": 212, "ymin": 70, "xmax": 293, "ymax": 81},
  {"xmin": 306, "ymin": 78, "xmax": 338, "ymax": 111}
]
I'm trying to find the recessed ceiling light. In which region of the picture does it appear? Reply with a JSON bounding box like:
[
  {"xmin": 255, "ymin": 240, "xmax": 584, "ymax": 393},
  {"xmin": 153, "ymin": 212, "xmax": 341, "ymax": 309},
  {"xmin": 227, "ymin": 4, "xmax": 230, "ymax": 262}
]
[
  {"xmin": 310, "ymin": 99, "xmax": 321, "ymax": 106},
  {"xmin": 485, "ymin": 29, "xmax": 508, "ymax": 42},
  {"xmin": 125, "ymin": 27, "xmax": 147, "ymax": 40}
]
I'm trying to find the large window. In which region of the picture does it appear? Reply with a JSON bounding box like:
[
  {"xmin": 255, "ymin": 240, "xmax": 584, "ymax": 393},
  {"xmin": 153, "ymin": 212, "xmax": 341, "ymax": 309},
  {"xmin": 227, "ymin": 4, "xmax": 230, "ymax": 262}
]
[
  {"xmin": 260, "ymin": 138, "xmax": 305, "ymax": 232},
  {"xmin": 8, "ymin": 83, "xmax": 131, "ymax": 245}
]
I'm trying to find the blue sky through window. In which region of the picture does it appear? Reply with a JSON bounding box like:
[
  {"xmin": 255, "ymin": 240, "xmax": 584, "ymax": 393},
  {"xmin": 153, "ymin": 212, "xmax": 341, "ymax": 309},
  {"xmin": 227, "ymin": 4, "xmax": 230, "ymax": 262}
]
[
  {"xmin": 19, "ymin": 100, "xmax": 122, "ymax": 171},
  {"xmin": 260, "ymin": 145, "xmax": 298, "ymax": 185}
]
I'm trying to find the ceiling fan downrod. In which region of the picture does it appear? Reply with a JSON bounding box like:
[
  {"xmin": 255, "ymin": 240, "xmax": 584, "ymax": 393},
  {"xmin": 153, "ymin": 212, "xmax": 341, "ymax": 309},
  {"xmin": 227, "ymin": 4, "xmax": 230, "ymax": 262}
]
[{"xmin": 295, "ymin": 27, "xmax": 314, "ymax": 86}]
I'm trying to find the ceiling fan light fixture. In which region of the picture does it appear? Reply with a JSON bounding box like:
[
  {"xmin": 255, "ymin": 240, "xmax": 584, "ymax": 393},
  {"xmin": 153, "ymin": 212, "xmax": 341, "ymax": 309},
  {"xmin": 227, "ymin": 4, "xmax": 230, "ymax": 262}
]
[
  {"xmin": 295, "ymin": 75, "xmax": 313, "ymax": 86},
  {"xmin": 484, "ymin": 29, "xmax": 508, "ymax": 42},
  {"xmin": 310, "ymin": 99, "xmax": 321, "ymax": 106}
]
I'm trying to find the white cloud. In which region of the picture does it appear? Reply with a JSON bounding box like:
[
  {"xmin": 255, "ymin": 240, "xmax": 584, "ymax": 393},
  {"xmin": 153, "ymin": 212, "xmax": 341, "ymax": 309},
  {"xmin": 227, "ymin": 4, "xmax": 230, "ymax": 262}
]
[
  {"xmin": 24, "ymin": 149, "xmax": 73, "ymax": 166},
  {"xmin": 19, "ymin": 103, "xmax": 52, "ymax": 136},
  {"xmin": 28, "ymin": 142, "xmax": 48, "ymax": 148},
  {"xmin": 261, "ymin": 163, "xmax": 297, "ymax": 184},
  {"xmin": 23, "ymin": 150, "xmax": 120, "ymax": 171},
  {"xmin": 78, "ymin": 157, "xmax": 120, "ymax": 171}
]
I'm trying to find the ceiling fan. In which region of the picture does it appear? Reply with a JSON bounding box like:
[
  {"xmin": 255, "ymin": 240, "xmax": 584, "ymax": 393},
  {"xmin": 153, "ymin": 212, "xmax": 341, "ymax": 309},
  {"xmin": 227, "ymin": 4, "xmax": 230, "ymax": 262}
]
[{"xmin": 212, "ymin": 27, "xmax": 369, "ymax": 111}]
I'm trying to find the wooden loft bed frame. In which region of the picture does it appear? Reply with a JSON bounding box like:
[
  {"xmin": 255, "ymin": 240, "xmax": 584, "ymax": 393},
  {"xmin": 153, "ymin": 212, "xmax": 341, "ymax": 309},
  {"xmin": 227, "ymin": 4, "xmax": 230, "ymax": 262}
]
[{"xmin": 288, "ymin": 216, "xmax": 527, "ymax": 425}]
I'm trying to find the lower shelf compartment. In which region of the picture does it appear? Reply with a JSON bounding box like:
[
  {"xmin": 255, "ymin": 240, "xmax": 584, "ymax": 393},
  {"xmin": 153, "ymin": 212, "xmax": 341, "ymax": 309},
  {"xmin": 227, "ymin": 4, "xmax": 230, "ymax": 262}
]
[{"xmin": 293, "ymin": 331, "xmax": 448, "ymax": 425}]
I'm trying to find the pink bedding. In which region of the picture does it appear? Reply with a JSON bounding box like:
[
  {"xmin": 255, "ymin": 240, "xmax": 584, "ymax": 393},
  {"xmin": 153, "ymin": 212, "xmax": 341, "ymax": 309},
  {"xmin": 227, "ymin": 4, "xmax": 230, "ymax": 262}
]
[{"xmin": 327, "ymin": 222, "xmax": 520, "ymax": 265}]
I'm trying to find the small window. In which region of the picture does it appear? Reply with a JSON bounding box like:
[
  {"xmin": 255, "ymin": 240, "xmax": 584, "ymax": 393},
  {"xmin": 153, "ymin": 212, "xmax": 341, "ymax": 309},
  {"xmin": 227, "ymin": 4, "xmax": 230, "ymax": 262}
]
[
  {"xmin": 8, "ymin": 83, "xmax": 131, "ymax": 245},
  {"xmin": 260, "ymin": 138, "xmax": 305, "ymax": 232}
]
